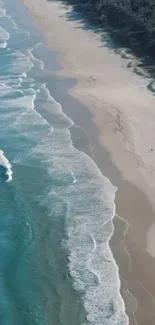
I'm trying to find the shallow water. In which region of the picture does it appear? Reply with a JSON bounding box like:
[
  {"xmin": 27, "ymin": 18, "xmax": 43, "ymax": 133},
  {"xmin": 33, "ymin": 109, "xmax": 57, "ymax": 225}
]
[{"xmin": 0, "ymin": 0, "xmax": 128, "ymax": 324}]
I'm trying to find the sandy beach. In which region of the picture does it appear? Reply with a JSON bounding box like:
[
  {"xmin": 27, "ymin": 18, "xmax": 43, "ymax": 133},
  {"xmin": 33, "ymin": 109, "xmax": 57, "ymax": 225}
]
[{"xmin": 18, "ymin": 0, "xmax": 155, "ymax": 324}]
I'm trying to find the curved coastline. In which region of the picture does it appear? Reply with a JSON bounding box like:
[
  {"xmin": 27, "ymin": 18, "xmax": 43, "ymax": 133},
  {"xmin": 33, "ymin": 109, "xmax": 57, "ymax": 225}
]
[
  {"xmin": 1, "ymin": 0, "xmax": 129, "ymax": 323},
  {"xmin": 16, "ymin": 0, "xmax": 155, "ymax": 324}
]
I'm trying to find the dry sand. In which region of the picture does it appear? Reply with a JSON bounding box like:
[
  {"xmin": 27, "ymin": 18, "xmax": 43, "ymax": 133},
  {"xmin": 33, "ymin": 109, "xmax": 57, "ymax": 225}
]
[{"xmin": 18, "ymin": 0, "xmax": 155, "ymax": 324}]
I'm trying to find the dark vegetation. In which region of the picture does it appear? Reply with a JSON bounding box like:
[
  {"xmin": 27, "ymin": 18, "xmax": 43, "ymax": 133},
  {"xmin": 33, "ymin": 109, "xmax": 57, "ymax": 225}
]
[{"xmin": 49, "ymin": 0, "xmax": 155, "ymax": 66}]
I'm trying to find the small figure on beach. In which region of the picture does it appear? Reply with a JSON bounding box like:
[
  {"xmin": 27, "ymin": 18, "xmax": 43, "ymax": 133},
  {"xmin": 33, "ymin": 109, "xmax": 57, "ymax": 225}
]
[
  {"xmin": 145, "ymin": 148, "xmax": 153, "ymax": 153},
  {"xmin": 89, "ymin": 75, "xmax": 96, "ymax": 82}
]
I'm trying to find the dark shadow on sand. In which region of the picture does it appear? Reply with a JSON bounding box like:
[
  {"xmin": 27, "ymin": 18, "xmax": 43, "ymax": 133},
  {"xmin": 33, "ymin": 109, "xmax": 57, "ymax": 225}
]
[
  {"xmin": 33, "ymin": 6, "xmax": 155, "ymax": 322},
  {"xmin": 48, "ymin": 0, "xmax": 155, "ymax": 90}
]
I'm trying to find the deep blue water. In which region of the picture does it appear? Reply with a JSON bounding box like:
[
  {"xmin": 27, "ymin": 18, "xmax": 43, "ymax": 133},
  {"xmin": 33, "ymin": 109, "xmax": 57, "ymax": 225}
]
[{"xmin": 0, "ymin": 0, "xmax": 128, "ymax": 324}]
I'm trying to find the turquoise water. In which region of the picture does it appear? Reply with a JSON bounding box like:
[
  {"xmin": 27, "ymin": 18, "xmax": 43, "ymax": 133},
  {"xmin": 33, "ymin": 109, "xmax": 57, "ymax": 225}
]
[{"xmin": 0, "ymin": 0, "xmax": 128, "ymax": 324}]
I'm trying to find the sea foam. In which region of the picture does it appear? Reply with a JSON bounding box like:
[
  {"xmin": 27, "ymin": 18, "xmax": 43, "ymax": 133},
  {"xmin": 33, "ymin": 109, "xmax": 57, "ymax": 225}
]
[
  {"xmin": 0, "ymin": 149, "xmax": 13, "ymax": 182},
  {"xmin": 0, "ymin": 2, "xmax": 130, "ymax": 323},
  {"xmin": 0, "ymin": 26, "xmax": 9, "ymax": 48}
]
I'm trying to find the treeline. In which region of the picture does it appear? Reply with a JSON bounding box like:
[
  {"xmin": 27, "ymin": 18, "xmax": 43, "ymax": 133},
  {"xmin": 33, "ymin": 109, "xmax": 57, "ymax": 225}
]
[{"xmin": 51, "ymin": 0, "xmax": 155, "ymax": 57}]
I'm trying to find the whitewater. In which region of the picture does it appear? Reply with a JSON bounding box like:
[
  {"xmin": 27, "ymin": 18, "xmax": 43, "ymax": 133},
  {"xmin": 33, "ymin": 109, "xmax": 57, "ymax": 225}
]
[{"xmin": 0, "ymin": 0, "xmax": 128, "ymax": 324}]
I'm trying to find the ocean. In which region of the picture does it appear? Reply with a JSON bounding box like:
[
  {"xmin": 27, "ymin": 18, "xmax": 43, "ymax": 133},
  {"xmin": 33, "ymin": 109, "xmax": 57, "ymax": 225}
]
[{"xmin": 0, "ymin": 0, "xmax": 128, "ymax": 324}]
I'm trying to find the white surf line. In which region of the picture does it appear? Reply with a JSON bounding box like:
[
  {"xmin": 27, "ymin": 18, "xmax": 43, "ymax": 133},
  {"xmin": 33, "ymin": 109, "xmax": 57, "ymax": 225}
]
[
  {"xmin": 138, "ymin": 280, "xmax": 155, "ymax": 305},
  {"xmin": 120, "ymin": 275, "xmax": 138, "ymax": 325},
  {"xmin": 28, "ymin": 42, "xmax": 44, "ymax": 70},
  {"xmin": 115, "ymin": 214, "xmax": 132, "ymax": 272},
  {"xmin": 70, "ymin": 170, "xmax": 76, "ymax": 184},
  {"xmin": 3, "ymin": 2, "xmax": 31, "ymax": 38},
  {"xmin": 0, "ymin": 149, "xmax": 13, "ymax": 182},
  {"xmin": 32, "ymin": 84, "xmax": 54, "ymax": 134}
]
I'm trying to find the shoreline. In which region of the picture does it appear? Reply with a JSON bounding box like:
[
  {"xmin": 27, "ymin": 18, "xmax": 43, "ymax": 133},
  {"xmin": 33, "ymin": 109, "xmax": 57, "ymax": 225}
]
[{"xmin": 18, "ymin": 0, "xmax": 155, "ymax": 324}]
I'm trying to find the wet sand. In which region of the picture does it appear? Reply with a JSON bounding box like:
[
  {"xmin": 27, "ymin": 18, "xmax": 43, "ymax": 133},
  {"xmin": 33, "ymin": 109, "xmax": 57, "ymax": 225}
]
[
  {"xmin": 18, "ymin": 0, "xmax": 155, "ymax": 324},
  {"xmin": 50, "ymin": 76, "xmax": 155, "ymax": 325}
]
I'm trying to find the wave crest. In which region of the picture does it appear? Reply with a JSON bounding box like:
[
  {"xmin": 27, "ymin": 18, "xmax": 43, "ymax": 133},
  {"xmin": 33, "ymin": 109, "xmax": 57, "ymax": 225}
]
[{"xmin": 0, "ymin": 149, "xmax": 13, "ymax": 182}]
